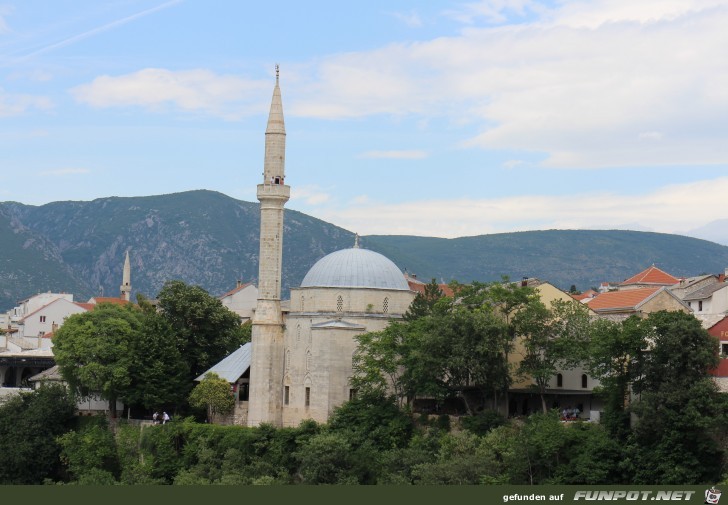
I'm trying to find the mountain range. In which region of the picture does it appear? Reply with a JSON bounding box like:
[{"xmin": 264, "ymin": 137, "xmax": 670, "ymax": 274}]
[{"xmin": 2, "ymin": 189, "xmax": 728, "ymax": 311}]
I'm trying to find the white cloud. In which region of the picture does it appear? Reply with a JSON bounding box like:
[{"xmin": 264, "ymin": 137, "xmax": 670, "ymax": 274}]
[
  {"xmin": 288, "ymin": 0, "xmax": 728, "ymax": 169},
  {"xmin": 71, "ymin": 69, "xmax": 271, "ymax": 120},
  {"xmin": 359, "ymin": 150, "xmax": 429, "ymax": 159},
  {"xmin": 291, "ymin": 185, "xmax": 332, "ymax": 206},
  {"xmin": 390, "ymin": 10, "xmax": 423, "ymax": 28},
  {"xmin": 307, "ymin": 177, "xmax": 728, "ymax": 239},
  {"xmin": 0, "ymin": 88, "xmax": 52, "ymax": 116},
  {"xmin": 444, "ymin": 0, "xmax": 544, "ymax": 24},
  {"xmin": 39, "ymin": 168, "xmax": 90, "ymax": 177}
]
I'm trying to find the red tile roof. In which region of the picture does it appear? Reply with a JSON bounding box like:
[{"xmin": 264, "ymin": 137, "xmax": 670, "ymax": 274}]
[
  {"xmin": 571, "ymin": 289, "xmax": 597, "ymax": 301},
  {"xmin": 219, "ymin": 282, "xmax": 254, "ymax": 299},
  {"xmin": 405, "ymin": 275, "xmax": 454, "ymax": 297},
  {"xmin": 587, "ymin": 287, "xmax": 661, "ymax": 311},
  {"xmin": 74, "ymin": 303, "xmax": 95, "ymax": 311},
  {"xmin": 620, "ymin": 265, "xmax": 679, "ymax": 286}
]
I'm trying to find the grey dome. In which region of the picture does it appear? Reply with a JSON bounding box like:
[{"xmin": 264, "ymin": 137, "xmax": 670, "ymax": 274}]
[{"xmin": 300, "ymin": 248, "xmax": 409, "ymax": 290}]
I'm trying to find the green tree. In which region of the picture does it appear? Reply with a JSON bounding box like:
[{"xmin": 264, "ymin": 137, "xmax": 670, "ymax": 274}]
[
  {"xmin": 628, "ymin": 311, "xmax": 725, "ymax": 484},
  {"xmin": 53, "ymin": 303, "xmax": 142, "ymax": 418},
  {"xmin": 587, "ymin": 316, "xmax": 646, "ymax": 439},
  {"xmin": 405, "ymin": 278, "xmax": 445, "ymax": 320},
  {"xmin": 158, "ymin": 280, "xmax": 248, "ymax": 379},
  {"xmin": 513, "ymin": 298, "xmax": 592, "ymax": 413},
  {"xmin": 126, "ymin": 296, "xmax": 189, "ymax": 410},
  {"xmin": 189, "ymin": 372, "xmax": 235, "ymax": 423},
  {"xmin": 57, "ymin": 417, "xmax": 120, "ymax": 483},
  {"xmin": 0, "ymin": 383, "xmax": 76, "ymax": 484}
]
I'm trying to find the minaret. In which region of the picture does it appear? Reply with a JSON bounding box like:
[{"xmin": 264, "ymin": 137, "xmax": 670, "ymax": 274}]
[
  {"xmin": 248, "ymin": 66, "xmax": 290, "ymax": 427},
  {"xmin": 120, "ymin": 250, "xmax": 131, "ymax": 301}
]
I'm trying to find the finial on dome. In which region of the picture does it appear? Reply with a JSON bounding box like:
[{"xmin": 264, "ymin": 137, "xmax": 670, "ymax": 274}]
[{"xmin": 354, "ymin": 233, "xmax": 360, "ymax": 249}]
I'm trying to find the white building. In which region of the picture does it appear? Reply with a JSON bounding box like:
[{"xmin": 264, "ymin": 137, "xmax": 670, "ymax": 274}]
[{"xmin": 219, "ymin": 281, "xmax": 258, "ymax": 323}]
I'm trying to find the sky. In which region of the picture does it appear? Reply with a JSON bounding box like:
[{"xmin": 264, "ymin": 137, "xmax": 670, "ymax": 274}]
[{"xmin": 1, "ymin": 0, "xmax": 728, "ymax": 243}]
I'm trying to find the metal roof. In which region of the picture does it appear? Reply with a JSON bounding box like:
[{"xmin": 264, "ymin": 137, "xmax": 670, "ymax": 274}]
[
  {"xmin": 194, "ymin": 342, "xmax": 251, "ymax": 383},
  {"xmin": 300, "ymin": 248, "xmax": 409, "ymax": 291}
]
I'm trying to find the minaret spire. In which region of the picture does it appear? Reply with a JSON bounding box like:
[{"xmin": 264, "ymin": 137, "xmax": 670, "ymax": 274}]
[
  {"xmin": 120, "ymin": 250, "xmax": 131, "ymax": 301},
  {"xmin": 248, "ymin": 67, "xmax": 291, "ymax": 428}
]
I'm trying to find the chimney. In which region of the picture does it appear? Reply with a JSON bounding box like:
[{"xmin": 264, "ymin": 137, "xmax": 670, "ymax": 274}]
[{"xmin": 236, "ymin": 279, "xmax": 243, "ymax": 288}]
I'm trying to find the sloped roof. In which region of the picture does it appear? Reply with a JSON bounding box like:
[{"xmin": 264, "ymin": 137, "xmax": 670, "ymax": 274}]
[
  {"xmin": 28, "ymin": 365, "xmax": 63, "ymax": 382},
  {"xmin": 620, "ymin": 265, "xmax": 679, "ymax": 286},
  {"xmin": 683, "ymin": 282, "xmax": 728, "ymax": 301},
  {"xmin": 405, "ymin": 275, "xmax": 454, "ymax": 297},
  {"xmin": 219, "ymin": 282, "xmax": 255, "ymax": 299},
  {"xmin": 194, "ymin": 342, "xmax": 251, "ymax": 383},
  {"xmin": 587, "ymin": 287, "xmax": 662, "ymax": 311},
  {"xmin": 571, "ymin": 289, "xmax": 597, "ymax": 301}
]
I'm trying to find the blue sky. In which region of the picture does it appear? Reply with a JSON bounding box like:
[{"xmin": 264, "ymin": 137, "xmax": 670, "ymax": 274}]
[{"xmin": 1, "ymin": 0, "xmax": 728, "ymax": 242}]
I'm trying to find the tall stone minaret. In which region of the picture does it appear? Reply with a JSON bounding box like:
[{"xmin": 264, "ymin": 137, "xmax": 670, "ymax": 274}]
[
  {"xmin": 248, "ymin": 66, "xmax": 290, "ymax": 427},
  {"xmin": 120, "ymin": 250, "xmax": 132, "ymax": 301}
]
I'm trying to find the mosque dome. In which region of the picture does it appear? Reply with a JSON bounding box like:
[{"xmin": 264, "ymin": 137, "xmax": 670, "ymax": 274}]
[{"xmin": 300, "ymin": 248, "xmax": 409, "ymax": 291}]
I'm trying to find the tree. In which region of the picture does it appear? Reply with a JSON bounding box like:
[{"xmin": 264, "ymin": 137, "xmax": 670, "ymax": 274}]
[
  {"xmin": 587, "ymin": 316, "xmax": 646, "ymax": 439},
  {"xmin": 627, "ymin": 311, "xmax": 725, "ymax": 484},
  {"xmin": 405, "ymin": 279, "xmax": 445, "ymax": 320},
  {"xmin": 0, "ymin": 384, "xmax": 76, "ymax": 484},
  {"xmin": 513, "ymin": 298, "xmax": 592, "ymax": 413},
  {"xmin": 126, "ymin": 296, "xmax": 190, "ymax": 410},
  {"xmin": 189, "ymin": 372, "xmax": 235, "ymax": 423},
  {"xmin": 157, "ymin": 280, "xmax": 248, "ymax": 379},
  {"xmin": 53, "ymin": 303, "xmax": 141, "ymax": 418}
]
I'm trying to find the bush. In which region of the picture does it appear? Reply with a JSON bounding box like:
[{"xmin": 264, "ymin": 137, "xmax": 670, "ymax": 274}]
[{"xmin": 461, "ymin": 410, "xmax": 506, "ymax": 436}]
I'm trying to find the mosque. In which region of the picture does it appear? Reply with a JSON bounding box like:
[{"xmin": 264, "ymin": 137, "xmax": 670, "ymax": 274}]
[{"xmin": 245, "ymin": 69, "xmax": 416, "ymax": 427}]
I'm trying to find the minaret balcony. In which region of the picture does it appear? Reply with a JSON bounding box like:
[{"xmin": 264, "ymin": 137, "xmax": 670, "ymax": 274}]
[{"xmin": 257, "ymin": 183, "xmax": 290, "ymax": 200}]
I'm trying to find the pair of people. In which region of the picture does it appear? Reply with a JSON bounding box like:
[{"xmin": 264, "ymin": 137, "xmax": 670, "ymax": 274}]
[{"xmin": 152, "ymin": 411, "xmax": 171, "ymax": 424}]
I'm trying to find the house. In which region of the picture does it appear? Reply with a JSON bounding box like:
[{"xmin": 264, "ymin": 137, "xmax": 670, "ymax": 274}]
[
  {"xmin": 706, "ymin": 317, "xmax": 728, "ymax": 393},
  {"xmin": 618, "ymin": 265, "xmax": 680, "ymax": 291},
  {"xmin": 681, "ymin": 281, "xmax": 728, "ymax": 328},
  {"xmin": 219, "ymin": 281, "xmax": 258, "ymax": 323},
  {"xmin": 27, "ymin": 365, "xmax": 124, "ymax": 415},
  {"xmin": 508, "ymin": 281, "xmax": 602, "ymax": 419},
  {"xmin": 195, "ymin": 342, "xmax": 251, "ymax": 424},
  {"xmin": 586, "ymin": 286, "xmax": 691, "ymax": 321},
  {"xmin": 404, "ymin": 273, "xmax": 454, "ymax": 297}
]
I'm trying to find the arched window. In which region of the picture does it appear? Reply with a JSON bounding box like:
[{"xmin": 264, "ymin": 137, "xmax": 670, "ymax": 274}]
[
  {"xmin": 383, "ymin": 297, "xmax": 389, "ymax": 313},
  {"xmin": 556, "ymin": 373, "xmax": 563, "ymax": 388},
  {"xmin": 300, "ymin": 295, "xmax": 305, "ymax": 311},
  {"xmin": 306, "ymin": 350, "xmax": 312, "ymax": 372},
  {"xmin": 581, "ymin": 374, "xmax": 588, "ymax": 388},
  {"xmin": 284, "ymin": 349, "xmax": 291, "ymax": 374},
  {"xmin": 296, "ymin": 325, "xmax": 301, "ymax": 343},
  {"xmin": 336, "ymin": 295, "xmax": 343, "ymax": 312}
]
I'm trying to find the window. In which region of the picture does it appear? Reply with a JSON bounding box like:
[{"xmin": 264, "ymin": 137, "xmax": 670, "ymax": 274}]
[
  {"xmin": 40, "ymin": 315, "xmax": 46, "ymax": 323},
  {"xmin": 581, "ymin": 374, "xmax": 588, "ymax": 388},
  {"xmin": 336, "ymin": 295, "xmax": 343, "ymax": 312},
  {"xmin": 698, "ymin": 300, "xmax": 703, "ymax": 311},
  {"xmin": 305, "ymin": 387, "xmax": 311, "ymax": 407},
  {"xmin": 688, "ymin": 301, "xmax": 692, "ymax": 308},
  {"xmin": 349, "ymin": 389, "xmax": 358, "ymax": 401},
  {"xmin": 300, "ymin": 295, "xmax": 305, "ymax": 311},
  {"xmin": 556, "ymin": 373, "xmax": 563, "ymax": 387},
  {"xmin": 306, "ymin": 350, "xmax": 312, "ymax": 372},
  {"xmin": 722, "ymin": 343, "xmax": 728, "ymax": 356},
  {"xmin": 383, "ymin": 297, "xmax": 389, "ymax": 313},
  {"xmin": 284, "ymin": 386, "xmax": 290, "ymax": 405}
]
